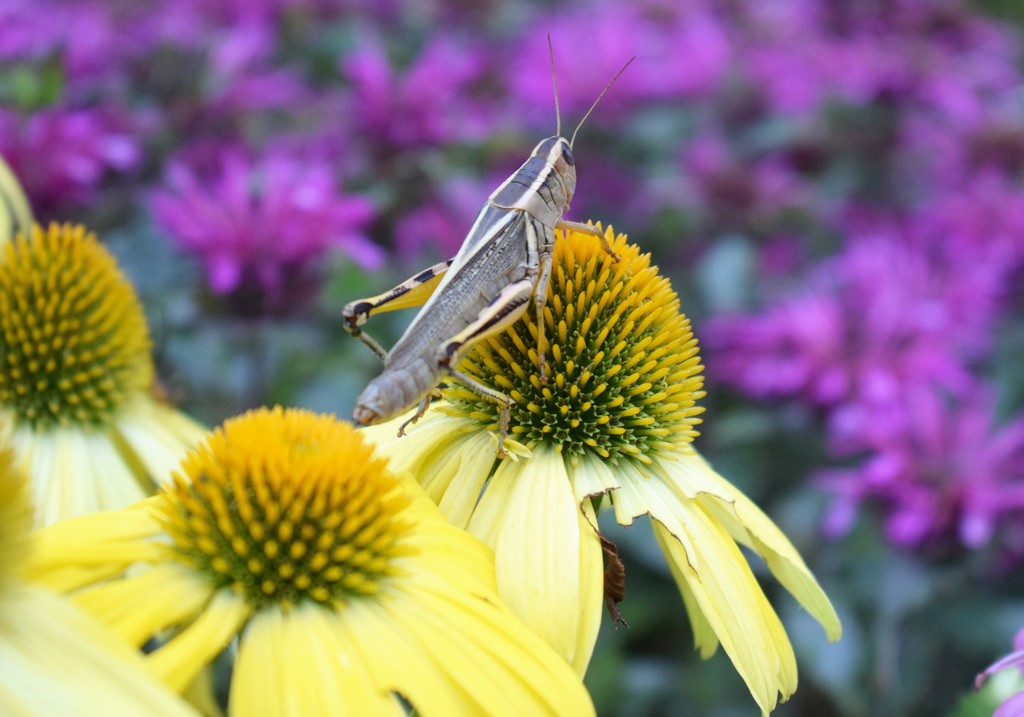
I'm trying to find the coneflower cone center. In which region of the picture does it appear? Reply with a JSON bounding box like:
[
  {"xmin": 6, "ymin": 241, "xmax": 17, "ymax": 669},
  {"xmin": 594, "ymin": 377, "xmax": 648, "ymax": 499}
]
[
  {"xmin": 159, "ymin": 408, "xmax": 413, "ymax": 610},
  {"xmin": 0, "ymin": 224, "xmax": 153, "ymax": 429},
  {"xmin": 445, "ymin": 227, "xmax": 706, "ymax": 464}
]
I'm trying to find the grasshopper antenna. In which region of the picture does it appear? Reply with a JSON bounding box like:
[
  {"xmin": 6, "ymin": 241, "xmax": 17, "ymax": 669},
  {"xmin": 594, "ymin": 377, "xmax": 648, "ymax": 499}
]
[
  {"xmin": 548, "ymin": 35, "xmax": 561, "ymax": 138},
  {"xmin": 569, "ymin": 55, "xmax": 636, "ymax": 148}
]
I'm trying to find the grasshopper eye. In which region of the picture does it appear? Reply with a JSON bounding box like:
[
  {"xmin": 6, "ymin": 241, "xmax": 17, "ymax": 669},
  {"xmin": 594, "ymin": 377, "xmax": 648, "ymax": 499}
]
[{"xmin": 562, "ymin": 146, "xmax": 575, "ymax": 166}]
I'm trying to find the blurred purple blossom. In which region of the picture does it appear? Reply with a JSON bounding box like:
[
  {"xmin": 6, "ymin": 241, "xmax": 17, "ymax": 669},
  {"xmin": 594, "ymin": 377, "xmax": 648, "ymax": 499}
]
[
  {"xmin": 681, "ymin": 132, "xmax": 816, "ymax": 234},
  {"xmin": 734, "ymin": 0, "xmax": 1020, "ymax": 116},
  {"xmin": 393, "ymin": 176, "xmax": 488, "ymax": 260},
  {"xmin": 820, "ymin": 386, "xmax": 1024, "ymax": 553},
  {"xmin": 152, "ymin": 144, "xmax": 379, "ymax": 316},
  {"xmin": 0, "ymin": 0, "xmax": 131, "ymax": 86},
  {"xmin": 0, "ymin": 105, "xmax": 141, "ymax": 214},
  {"xmin": 706, "ymin": 228, "xmax": 988, "ymax": 408},
  {"xmin": 508, "ymin": 3, "xmax": 728, "ymax": 127},
  {"xmin": 341, "ymin": 35, "xmax": 492, "ymax": 151}
]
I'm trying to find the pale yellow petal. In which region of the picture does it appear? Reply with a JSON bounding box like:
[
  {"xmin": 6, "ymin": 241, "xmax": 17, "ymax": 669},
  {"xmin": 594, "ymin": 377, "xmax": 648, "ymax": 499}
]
[
  {"xmin": 380, "ymin": 577, "xmax": 596, "ymax": 716},
  {"xmin": 0, "ymin": 158, "xmax": 33, "ymax": 247},
  {"xmin": 112, "ymin": 397, "xmax": 207, "ymax": 488},
  {"xmin": 567, "ymin": 451, "xmax": 621, "ymax": 501},
  {"xmin": 362, "ymin": 413, "xmax": 497, "ymax": 528},
  {"xmin": 0, "ymin": 584, "xmax": 197, "ymax": 716},
  {"xmin": 24, "ymin": 500, "xmax": 164, "ymax": 591},
  {"xmin": 147, "ymin": 590, "xmax": 250, "ymax": 692},
  {"xmin": 674, "ymin": 452, "xmax": 841, "ymax": 640},
  {"xmin": 653, "ymin": 515, "xmax": 797, "ymax": 716},
  {"xmin": 468, "ymin": 446, "xmax": 603, "ymax": 674},
  {"xmin": 395, "ymin": 491, "xmax": 498, "ymax": 593},
  {"xmin": 183, "ymin": 667, "xmax": 226, "ymax": 717},
  {"xmin": 231, "ymin": 604, "xmax": 402, "ymax": 717},
  {"xmin": 11, "ymin": 426, "xmax": 151, "ymax": 527},
  {"xmin": 676, "ymin": 566, "xmax": 719, "ymax": 658},
  {"xmin": 606, "ymin": 456, "xmax": 659, "ymax": 526},
  {"xmin": 333, "ymin": 597, "xmax": 466, "ymax": 716},
  {"xmin": 73, "ymin": 564, "xmax": 211, "ymax": 646}
]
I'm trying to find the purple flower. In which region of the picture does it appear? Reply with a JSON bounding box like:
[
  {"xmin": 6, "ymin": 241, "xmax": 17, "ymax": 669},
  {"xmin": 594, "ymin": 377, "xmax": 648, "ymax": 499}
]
[
  {"xmin": 152, "ymin": 144, "xmax": 380, "ymax": 316},
  {"xmin": 0, "ymin": 106, "xmax": 140, "ymax": 214},
  {"xmin": 393, "ymin": 176, "xmax": 490, "ymax": 259},
  {"xmin": 733, "ymin": 0, "xmax": 1020, "ymax": 117},
  {"xmin": 706, "ymin": 231, "xmax": 982, "ymax": 408},
  {"xmin": 978, "ymin": 628, "xmax": 1024, "ymax": 717},
  {"xmin": 341, "ymin": 34, "xmax": 492, "ymax": 150},
  {"xmin": 680, "ymin": 132, "xmax": 815, "ymax": 234},
  {"xmin": 819, "ymin": 386, "xmax": 1024, "ymax": 552},
  {"xmin": 0, "ymin": 0, "xmax": 129, "ymax": 85},
  {"xmin": 508, "ymin": 3, "xmax": 728, "ymax": 127}
]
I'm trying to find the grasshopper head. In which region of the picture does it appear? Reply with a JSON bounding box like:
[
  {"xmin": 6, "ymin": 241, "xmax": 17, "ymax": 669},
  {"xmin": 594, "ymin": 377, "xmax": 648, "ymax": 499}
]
[{"xmin": 532, "ymin": 136, "xmax": 577, "ymax": 206}]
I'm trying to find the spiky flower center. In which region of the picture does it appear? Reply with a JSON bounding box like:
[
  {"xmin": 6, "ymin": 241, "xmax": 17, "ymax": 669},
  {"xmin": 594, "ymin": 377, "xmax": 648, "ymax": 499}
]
[
  {"xmin": 446, "ymin": 226, "xmax": 705, "ymax": 464},
  {"xmin": 159, "ymin": 407, "xmax": 413, "ymax": 610},
  {"xmin": 0, "ymin": 224, "xmax": 153, "ymax": 429}
]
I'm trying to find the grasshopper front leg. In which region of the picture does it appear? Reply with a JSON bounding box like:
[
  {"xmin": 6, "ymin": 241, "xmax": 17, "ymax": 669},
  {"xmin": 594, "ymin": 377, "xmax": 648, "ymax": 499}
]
[
  {"xmin": 342, "ymin": 259, "xmax": 453, "ymax": 361},
  {"xmin": 437, "ymin": 278, "xmax": 536, "ymax": 456}
]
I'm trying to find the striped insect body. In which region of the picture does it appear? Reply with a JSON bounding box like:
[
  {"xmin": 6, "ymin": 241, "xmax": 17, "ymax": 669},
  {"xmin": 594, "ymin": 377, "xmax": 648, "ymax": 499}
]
[{"xmin": 343, "ymin": 46, "xmax": 633, "ymax": 456}]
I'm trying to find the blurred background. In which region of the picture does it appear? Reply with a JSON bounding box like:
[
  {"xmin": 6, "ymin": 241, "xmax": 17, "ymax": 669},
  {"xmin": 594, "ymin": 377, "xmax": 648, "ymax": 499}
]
[{"xmin": 3, "ymin": 0, "xmax": 1024, "ymax": 714}]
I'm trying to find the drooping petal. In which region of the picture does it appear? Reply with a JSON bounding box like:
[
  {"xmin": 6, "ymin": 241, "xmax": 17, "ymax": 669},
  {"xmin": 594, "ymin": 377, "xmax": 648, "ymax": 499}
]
[
  {"xmin": 652, "ymin": 515, "xmax": 797, "ymax": 716},
  {"xmin": 26, "ymin": 500, "xmax": 165, "ymax": 591},
  {"xmin": 664, "ymin": 451, "xmax": 841, "ymax": 641},
  {"xmin": 468, "ymin": 446, "xmax": 603, "ymax": 673},
  {"xmin": 362, "ymin": 413, "xmax": 498, "ymax": 529},
  {"xmin": 334, "ymin": 597, "xmax": 464, "ymax": 716}
]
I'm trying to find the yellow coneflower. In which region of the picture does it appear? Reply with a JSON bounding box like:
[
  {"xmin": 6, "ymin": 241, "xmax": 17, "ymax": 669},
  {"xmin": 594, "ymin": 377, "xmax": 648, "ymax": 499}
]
[
  {"xmin": 362, "ymin": 225, "xmax": 842, "ymax": 715},
  {"xmin": 0, "ymin": 222, "xmax": 206, "ymax": 526},
  {"xmin": 0, "ymin": 156, "xmax": 33, "ymax": 247},
  {"xmin": 26, "ymin": 407, "xmax": 596, "ymax": 717},
  {"xmin": 0, "ymin": 440, "xmax": 198, "ymax": 716}
]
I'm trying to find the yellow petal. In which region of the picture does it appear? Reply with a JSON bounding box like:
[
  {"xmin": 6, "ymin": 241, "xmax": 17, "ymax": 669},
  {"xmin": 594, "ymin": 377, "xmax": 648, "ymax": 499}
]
[
  {"xmin": 468, "ymin": 446, "xmax": 603, "ymax": 674},
  {"xmin": 24, "ymin": 500, "xmax": 164, "ymax": 591},
  {"xmin": 12, "ymin": 426, "xmax": 152, "ymax": 527},
  {"xmin": 73, "ymin": 564, "xmax": 211, "ymax": 646},
  {"xmin": 112, "ymin": 396, "xmax": 207, "ymax": 488},
  {"xmin": 567, "ymin": 451, "xmax": 621, "ymax": 501},
  {"xmin": 653, "ymin": 514, "xmax": 797, "ymax": 716},
  {"xmin": 0, "ymin": 584, "xmax": 197, "ymax": 716},
  {"xmin": 676, "ymin": 452, "xmax": 842, "ymax": 641},
  {"xmin": 147, "ymin": 590, "xmax": 250, "ymax": 692},
  {"xmin": 231, "ymin": 604, "xmax": 402, "ymax": 717},
  {"xmin": 380, "ymin": 577, "xmax": 596, "ymax": 716},
  {"xmin": 334, "ymin": 598, "xmax": 459, "ymax": 716},
  {"xmin": 0, "ymin": 158, "xmax": 33, "ymax": 247},
  {"xmin": 362, "ymin": 413, "xmax": 497, "ymax": 529}
]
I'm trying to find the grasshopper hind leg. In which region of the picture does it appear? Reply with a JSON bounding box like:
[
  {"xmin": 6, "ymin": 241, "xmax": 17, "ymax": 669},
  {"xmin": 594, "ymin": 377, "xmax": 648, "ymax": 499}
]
[
  {"xmin": 437, "ymin": 278, "xmax": 536, "ymax": 457},
  {"xmin": 532, "ymin": 249, "xmax": 554, "ymax": 384}
]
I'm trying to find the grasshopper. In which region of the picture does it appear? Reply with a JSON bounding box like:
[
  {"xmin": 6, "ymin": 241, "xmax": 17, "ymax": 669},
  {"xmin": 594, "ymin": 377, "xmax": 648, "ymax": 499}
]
[{"xmin": 343, "ymin": 44, "xmax": 633, "ymax": 455}]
